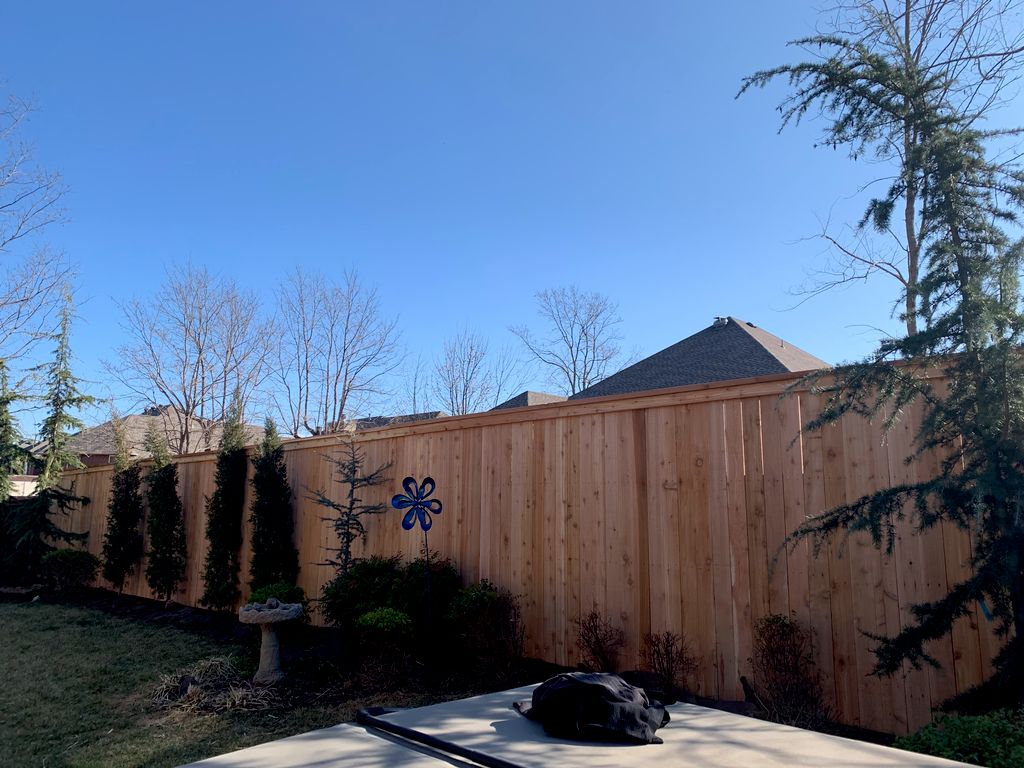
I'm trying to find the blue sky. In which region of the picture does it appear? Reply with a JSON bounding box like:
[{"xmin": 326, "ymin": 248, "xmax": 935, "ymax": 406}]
[{"xmin": 5, "ymin": 1, "xmax": 1016, "ymax": 428}]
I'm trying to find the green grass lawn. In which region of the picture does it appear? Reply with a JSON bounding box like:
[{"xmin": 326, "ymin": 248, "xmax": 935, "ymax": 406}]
[{"xmin": 0, "ymin": 600, "xmax": 440, "ymax": 767}]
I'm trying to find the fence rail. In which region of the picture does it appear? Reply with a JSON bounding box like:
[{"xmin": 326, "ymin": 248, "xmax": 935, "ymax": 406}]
[{"xmin": 56, "ymin": 371, "xmax": 996, "ymax": 734}]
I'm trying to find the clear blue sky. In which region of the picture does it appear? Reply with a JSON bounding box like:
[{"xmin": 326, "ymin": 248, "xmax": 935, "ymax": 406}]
[{"xmin": 5, "ymin": 2, "xmax": 1016, "ymax": 427}]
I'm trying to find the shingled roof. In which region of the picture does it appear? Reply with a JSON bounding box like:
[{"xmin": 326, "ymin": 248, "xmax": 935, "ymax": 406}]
[
  {"xmin": 569, "ymin": 316, "xmax": 828, "ymax": 400},
  {"xmin": 491, "ymin": 391, "xmax": 568, "ymax": 411},
  {"xmin": 33, "ymin": 405, "xmax": 264, "ymax": 463}
]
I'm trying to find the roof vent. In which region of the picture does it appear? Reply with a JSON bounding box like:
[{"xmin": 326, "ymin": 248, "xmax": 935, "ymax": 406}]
[
  {"xmin": 712, "ymin": 316, "xmax": 728, "ymax": 327},
  {"xmin": 746, "ymin": 321, "xmax": 756, "ymax": 328}
]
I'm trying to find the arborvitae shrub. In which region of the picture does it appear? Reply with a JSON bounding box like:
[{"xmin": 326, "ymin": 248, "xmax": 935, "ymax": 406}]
[
  {"xmin": 248, "ymin": 419, "xmax": 298, "ymax": 590},
  {"xmin": 41, "ymin": 548, "xmax": 99, "ymax": 593},
  {"xmin": 145, "ymin": 460, "xmax": 186, "ymax": 601},
  {"xmin": 749, "ymin": 614, "xmax": 832, "ymax": 728},
  {"xmin": 200, "ymin": 403, "xmax": 248, "ymax": 610},
  {"xmin": 574, "ymin": 607, "xmax": 626, "ymax": 672},
  {"xmin": 101, "ymin": 463, "xmax": 144, "ymax": 592}
]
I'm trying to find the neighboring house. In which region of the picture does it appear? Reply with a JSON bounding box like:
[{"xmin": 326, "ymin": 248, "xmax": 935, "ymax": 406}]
[
  {"xmin": 351, "ymin": 411, "xmax": 448, "ymax": 431},
  {"xmin": 491, "ymin": 391, "xmax": 567, "ymax": 411},
  {"xmin": 569, "ymin": 316, "xmax": 828, "ymax": 401},
  {"xmin": 29, "ymin": 405, "xmax": 265, "ymax": 469}
]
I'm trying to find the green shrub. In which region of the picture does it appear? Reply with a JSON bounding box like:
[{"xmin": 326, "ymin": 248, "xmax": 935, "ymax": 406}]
[
  {"xmin": 200, "ymin": 401, "xmax": 248, "ymax": 610},
  {"xmin": 895, "ymin": 710, "xmax": 1024, "ymax": 768},
  {"xmin": 248, "ymin": 582, "xmax": 306, "ymax": 606},
  {"xmin": 356, "ymin": 607, "xmax": 414, "ymax": 637},
  {"xmin": 320, "ymin": 555, "xmax": 403, "ymax": 630},
  {"xmin": 101, "ymin": 462, "xmax": 144, "ymax": 592},
  {"xmin": 749, "ymin": 614, "xmax": 832, "ymax": 729},
  {"xmin": 41, "ymin": 549, "xmax": 100, "ymax": 593},
  {"xmin": 248, "ymin": 419, "xmax": 299, "ymax": 591},
  {"xmin": 397, "ymin": 554, "xmax": 462, "ymax": 634},
  {"xmin": 144, "ymin": 455, "xmax": 186, "ymax": 601},
  {"xmin": 447, "ymin": 579, "xmax": 525, "ymax": 680}
]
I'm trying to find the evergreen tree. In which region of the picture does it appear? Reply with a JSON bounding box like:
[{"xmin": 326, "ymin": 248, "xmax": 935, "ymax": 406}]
[
  {"xmin": 739, "ymin": 0, "xmax": 1024, "ymax": 336},
  {"xmin": 248, "ymin": 418, "xmax": 298, "ymax": 590},
  {"xmin": 144, "ymin": 422, "xmax": 186, "ymax": 601},
  {"xmin": 100, "ymin": 418, "xmax": 144, "ymax": 592},
  {"xmin": 746, "ymin": 4, "xmax": 1024, "ymax": 706},
  {"xmin": 200, "ymin": 397, "xmax": 248, "ymax": 609},
  {"xmin": 312, "ymin": 438, "xmax": 390, "ymax": 576},
  {"xmin": 1, "ymin": 298, "xmax": 91, "ymax": 583},
  {"xmin": 35, "ymin": 295, "xmax": 92, "ymax": 488}
]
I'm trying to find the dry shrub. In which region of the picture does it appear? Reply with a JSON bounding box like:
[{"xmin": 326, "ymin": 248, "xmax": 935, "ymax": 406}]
[
  {"xmin": 574, "ymin": 607, "xmax": 625, "ymax": 673},
  {"xmin": 152, "ymin": 656, "xmax": 280, "ymax": 714},
  {"xmin": 641, "ymin": 631, "xmax": 697, "ymax": 694},
  {"xmin": 749, "ymin": 614, "xmax": 832, "ymax": 728}
]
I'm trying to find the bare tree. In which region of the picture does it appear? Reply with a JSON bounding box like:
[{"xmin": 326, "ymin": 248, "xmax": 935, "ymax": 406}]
[
  {"xmin": 0, "ymin": 94, "xmax": 70, "ymax": 361},
  {"xmin": 107, "ymin": 263, "xmax": 274, "ymax": 454},
  {"xmin": 275, "ymin": 268, "xmax": 399, "ymax": 437},
  {"xmin": 511, "ymin": 286, "xmax": 624, "ymax": 396},
  {"xmin": 433, "ymin": 329, "xmax": 525, "ymax": 415},
  {"xmin": 741, "ymin": 0, "xmax": 1024, "ymax": 335},
  {"xmin": 396, "ymin": 353, "xmax": 433, "ymax": 415}
]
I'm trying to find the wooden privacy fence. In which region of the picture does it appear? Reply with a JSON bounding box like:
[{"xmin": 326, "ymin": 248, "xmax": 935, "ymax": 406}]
[{"xmin": 57, "ymin": 371, "xmax": 998, "ymax": 734}]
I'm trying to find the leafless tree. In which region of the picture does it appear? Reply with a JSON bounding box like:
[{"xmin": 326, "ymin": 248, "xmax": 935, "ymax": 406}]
[
  {"xmin": 275, "ymin": 268, "xmax": 400, "ymax": 437},
  {"xmin": 432, "ymin": 329, "xmax": 525, "ymax": 415},
  {"xmin": 107, "ymin": 263, "xmax": 274, "ymax": 454},
  {"xmin": 0, "ymin": 93, "xmax": 70, "ymax": 361},
  {"xmin": 511, "ymin": 286, "xmax": 624, "ymax": 396},
  {"xmin": 395, "ymin": 354, "xmax": 433, "ymax": 415},
  {"xmin": 744, "ymin": 0, "xmax": 1024, "ymax": 335}
]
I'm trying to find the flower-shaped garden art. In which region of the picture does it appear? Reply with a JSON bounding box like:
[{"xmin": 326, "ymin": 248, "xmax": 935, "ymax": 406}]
[{"xmin": 391, "ymin": 476, "xmax": 443, "ymax": 556}]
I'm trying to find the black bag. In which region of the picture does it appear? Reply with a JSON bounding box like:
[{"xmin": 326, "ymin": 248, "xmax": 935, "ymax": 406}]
[{"xmin": 514, "ymin": 672, "xmax": 670, "ymax": 745}]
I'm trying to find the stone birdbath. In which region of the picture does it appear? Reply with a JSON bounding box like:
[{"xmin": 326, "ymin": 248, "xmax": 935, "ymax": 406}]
[{"xmin": 238, "ymin": 597, "xmax": 304, "ymax": 685}]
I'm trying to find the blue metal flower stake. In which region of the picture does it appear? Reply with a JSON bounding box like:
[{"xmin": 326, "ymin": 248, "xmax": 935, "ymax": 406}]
[
  {"xmin": 391, "ymin": 476, "xmax": 443, "ymax": 560},
  {"xmin": 392, "ymin": 477, "xmax": 443, "ymax": 637}
]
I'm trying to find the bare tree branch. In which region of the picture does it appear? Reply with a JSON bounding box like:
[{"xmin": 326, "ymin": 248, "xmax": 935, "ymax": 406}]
[
  {"xmin": 0, "ymin": 93, "xmax": 69, "ymax": 362},
  {"xmin": 432, "ymin": 329, "xmax": 526, "ymax": 416},
  {"xmin": 274, "ymin": 268, "xmax": 400, "ymax": 436},
  {"xmin": 105, "ymin": 263, "xmax": 274, "ymax": 453},
  {"xmin": 510, "ymin": 286, "xmax": 625, "ymax": 396}
]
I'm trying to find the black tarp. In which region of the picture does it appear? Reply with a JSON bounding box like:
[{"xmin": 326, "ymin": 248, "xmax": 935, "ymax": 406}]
[{"xmin": 514, "ymin": 672, "xmax": 670, "ymax": 745}]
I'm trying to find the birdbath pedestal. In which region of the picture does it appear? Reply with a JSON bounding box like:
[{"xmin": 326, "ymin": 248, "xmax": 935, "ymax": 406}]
[{"xmin": 238, "ymin": 597, "xmax": 304, "ymax": 685}]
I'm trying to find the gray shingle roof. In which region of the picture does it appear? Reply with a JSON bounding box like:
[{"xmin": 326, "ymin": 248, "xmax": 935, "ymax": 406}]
[
  {"xmin": 353, "ymin": 411, "xmax": 447, "ymax": 431},
  {"xmin": 569, "ymin": 317, "xmax": 828, "ymax": 400},
  {"xmin": 491, "ymin": 391, "xmax": 568, "ymax": 411},
  {"xmin": 35, "ymin": 405, "xmax": 264, "ymax": 460}
]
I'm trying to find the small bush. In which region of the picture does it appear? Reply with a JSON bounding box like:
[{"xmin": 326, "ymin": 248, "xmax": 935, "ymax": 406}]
[
  {"xmin": 320, "ymin": 555, "xmax": 403, "ymax": 630},
  {"xmin": 641, "ymin": 630, "xmax": 698, "ymax": 695},
  {"xmin": 249, "ymin": 581, "xmax": 306, "ymax": 606},
  {"xmin": 40, "ymin": 549, "xmax": 99, "ymax": 593},
  {"xmin": 748, "ymin": 613, "xmax": 832, "ymax": 728},
  {"xmin": 895, "ymin": 710, "xmax": 1024, "ymax": 768},
  {"xmin": 574, "ymin": 607, "xmax": 626, "ymax": 672},
  {"xmin": 355, "ymin": 607, "xmax": 414, "ymax": 683},
  {"xmin": 397, "ymin": 554, "xmax": 462, "ymax": 634},
  {"xmin": 447, "ymin": 580, "xmax": 525, "ymax": 680},
  {"xmin": 356, "ymin": 606, "xmax": 414, "ymax": 638},
  {"xmin": 248, "ymin": 582, "xmax": 308, "ymax": 623}
]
